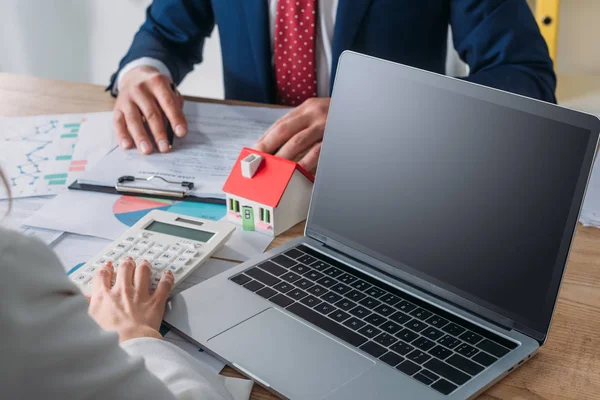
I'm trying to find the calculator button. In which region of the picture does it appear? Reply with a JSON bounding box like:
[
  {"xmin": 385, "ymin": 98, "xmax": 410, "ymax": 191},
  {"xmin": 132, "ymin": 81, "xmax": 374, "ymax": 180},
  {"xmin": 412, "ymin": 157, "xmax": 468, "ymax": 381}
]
[
  {"xmin": 83, "ymin": 265, "xmax": 98, "ymax": 274},
  {"xmin": 161, "ymin": 251, "xmax": 178, "ymax": 261},
  {"xmin": 183, "ymin": 249, "xmax": 198, "ymax": 258},
  {"xmin": 152, "ymin": 243, "xmax": 168, "ymax": 252},
  {"xmin": 73, "ymin": 274, "xmax": 91, "ymax": 285},
  {"xmin": 128, "ymin": 246, "xmax": 144, "ymax": 257},
  {"xmin": 168, "ymin": 265, "xmax": 183, "ymax": 274},
  {"xmin": 114, "ymin": 242, "xmax": 132, "ymax": 252},
  {"xmin": 123, "ymin": 236, "xmax": 138, "ymax": 244},
  {"xmin": 141, "ymin": 249, "xmax": 161, "ymax": 260},
  {"xmin": 173, "ymin": 256, "xmax": 191, "ymax": 267},
  {"xmin": 93, "ymin": 258, "xmax": 110, "ymax": 267},
  {"xmin": 103, "ymin": 250, "xmax": 122, "ymax": 261},
  {"xmin": 137, "ymin": 239, "xmax": 154, "ymax": 249},
  {"xmin": 151, "ymin": 261, "xmax": 167, "ymax": 272},
  {"xmin": 168, "ymin": 245, "xmax": 184, "ymax": 255}
]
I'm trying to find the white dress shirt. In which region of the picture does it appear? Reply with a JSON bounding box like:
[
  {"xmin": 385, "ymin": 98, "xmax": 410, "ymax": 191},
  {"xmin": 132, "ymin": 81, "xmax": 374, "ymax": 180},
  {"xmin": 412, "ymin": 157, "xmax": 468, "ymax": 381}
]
[
  {"xmin": 0, "ymin": 227, "xmax": 249, "ymax": 400},
  {"xmin": 117, "ymin": 0, "xmax": 338, "ymax": 98}
]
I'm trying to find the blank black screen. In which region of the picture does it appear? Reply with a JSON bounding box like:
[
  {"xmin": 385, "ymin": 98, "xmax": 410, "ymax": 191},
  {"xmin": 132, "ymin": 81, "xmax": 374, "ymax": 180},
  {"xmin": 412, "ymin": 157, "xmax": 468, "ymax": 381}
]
[{"xmin": 309, "ymin": 68, "xmax": 592, "ymax": 334}]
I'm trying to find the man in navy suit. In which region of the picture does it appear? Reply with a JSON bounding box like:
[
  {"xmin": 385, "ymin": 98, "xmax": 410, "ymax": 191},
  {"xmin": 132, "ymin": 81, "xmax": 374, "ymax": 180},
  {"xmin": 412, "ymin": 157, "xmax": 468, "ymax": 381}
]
[{"xmin": 109, "ymin": 0, "xmax": 555, "ymax": 172}]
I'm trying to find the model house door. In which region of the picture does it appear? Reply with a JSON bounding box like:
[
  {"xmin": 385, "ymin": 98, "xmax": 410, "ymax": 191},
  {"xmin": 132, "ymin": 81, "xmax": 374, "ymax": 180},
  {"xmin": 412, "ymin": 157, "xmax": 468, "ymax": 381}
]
[{"xmin": 242, "ymin": 206, "xmax": 255, "ymax": 231}]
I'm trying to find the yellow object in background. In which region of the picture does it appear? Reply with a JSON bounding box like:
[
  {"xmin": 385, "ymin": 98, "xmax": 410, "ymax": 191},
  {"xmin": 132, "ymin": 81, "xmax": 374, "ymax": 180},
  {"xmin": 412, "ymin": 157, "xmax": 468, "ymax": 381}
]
[{"xmin": 533, "ymin": 0, "xmax": 560, "ymax": 61}]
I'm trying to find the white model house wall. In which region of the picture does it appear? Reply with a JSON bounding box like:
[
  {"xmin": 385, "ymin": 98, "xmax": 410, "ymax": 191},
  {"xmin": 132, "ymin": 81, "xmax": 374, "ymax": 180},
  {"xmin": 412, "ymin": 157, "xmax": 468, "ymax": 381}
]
[
  {"xmin": 273, "ymin": 170, "xmax": 314, "ymax": 236},
  {"xmin": 226, "ymin": 194, "xmax": 276, "ymax": 237}
]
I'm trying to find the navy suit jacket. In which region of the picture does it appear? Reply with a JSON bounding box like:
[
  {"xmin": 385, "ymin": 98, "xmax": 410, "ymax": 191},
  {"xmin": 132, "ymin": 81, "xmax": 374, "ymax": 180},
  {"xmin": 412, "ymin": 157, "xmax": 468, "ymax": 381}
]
[{"xmin": 110, "ymin": 0, "xmax": 556, "ymax": 104}]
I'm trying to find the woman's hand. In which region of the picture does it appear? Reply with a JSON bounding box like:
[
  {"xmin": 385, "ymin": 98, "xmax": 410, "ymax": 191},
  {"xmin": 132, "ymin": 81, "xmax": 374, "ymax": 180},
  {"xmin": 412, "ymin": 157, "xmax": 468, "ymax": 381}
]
[{"xmin": 88, "ymin": 257, "xmax": 174, "ymax": 343}]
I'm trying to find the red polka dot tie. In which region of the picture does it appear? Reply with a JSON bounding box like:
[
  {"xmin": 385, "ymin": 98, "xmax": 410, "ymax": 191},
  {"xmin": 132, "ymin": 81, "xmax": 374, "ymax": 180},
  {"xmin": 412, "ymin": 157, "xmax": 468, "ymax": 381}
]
[{"xmin": 274, "ymin": 0, "xmax": 317, "ymax": 106}]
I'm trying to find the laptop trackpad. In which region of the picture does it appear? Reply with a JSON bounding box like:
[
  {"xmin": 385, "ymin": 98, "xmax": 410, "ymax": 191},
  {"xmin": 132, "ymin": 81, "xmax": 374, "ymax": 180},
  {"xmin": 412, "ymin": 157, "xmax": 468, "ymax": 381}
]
[{"xmin": 208, "ymin": 308, "xmax": 374, "ymax": 399}]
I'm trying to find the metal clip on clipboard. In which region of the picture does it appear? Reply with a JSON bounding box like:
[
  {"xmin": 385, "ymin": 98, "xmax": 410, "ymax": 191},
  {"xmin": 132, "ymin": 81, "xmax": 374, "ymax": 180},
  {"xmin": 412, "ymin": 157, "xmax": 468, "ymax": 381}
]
[{"xmin": 116, "ymin": 175, "xmax": 195, "ymax": 199}]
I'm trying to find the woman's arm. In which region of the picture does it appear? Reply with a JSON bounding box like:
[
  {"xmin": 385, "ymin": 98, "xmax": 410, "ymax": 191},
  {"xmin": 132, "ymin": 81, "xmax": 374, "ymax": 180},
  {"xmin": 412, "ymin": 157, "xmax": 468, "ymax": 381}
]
[{"xmin": 0, "ymin": 230, "xmax": 232, "ymax": 400}]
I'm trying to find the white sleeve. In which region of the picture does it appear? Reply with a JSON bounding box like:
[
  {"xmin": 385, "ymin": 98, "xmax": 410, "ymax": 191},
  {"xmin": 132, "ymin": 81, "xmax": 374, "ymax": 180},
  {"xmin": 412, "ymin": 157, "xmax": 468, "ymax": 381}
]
[
  {"xmin": 113, "ymin": 57, "xmax": 173, "ymax": 95},
  {"xmin": 0, "ymin": 229, "xmax": 231, "ymax": 400}
]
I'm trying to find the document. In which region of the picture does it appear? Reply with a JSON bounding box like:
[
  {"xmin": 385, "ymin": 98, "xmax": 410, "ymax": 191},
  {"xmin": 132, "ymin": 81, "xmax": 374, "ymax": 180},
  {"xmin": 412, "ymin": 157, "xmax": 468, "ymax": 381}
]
[
  {"xmin": 0, "ymin": 113, "xmax": 116, "ymax": 199},
  {"xmin": 51, "ymin": 233, "xmax": 112, "ymax": 273},
  {"xmin": 78, "ymin": 102, "xmax": 289, "ymax": 199},
  {"xmin": 0, "ymin": 197, "xmax": 63, "ymax": 245}
]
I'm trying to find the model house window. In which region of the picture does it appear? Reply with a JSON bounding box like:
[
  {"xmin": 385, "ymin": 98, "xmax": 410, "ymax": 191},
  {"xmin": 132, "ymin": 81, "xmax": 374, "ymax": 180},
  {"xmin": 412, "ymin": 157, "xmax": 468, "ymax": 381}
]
[
  {"xmin": 260, "ymin": 208, "xmax": 271, "ymax": 223},
  {"xmin": 230, "ymin": 199, "xmax": 240, "ymax": 212}
]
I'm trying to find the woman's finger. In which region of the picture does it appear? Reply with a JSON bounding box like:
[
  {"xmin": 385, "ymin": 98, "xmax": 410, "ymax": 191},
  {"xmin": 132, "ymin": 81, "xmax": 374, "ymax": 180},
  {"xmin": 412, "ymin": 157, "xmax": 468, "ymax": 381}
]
[
  {"xmin": 152, "ymin": 270, "xmax": 175, "ymax": 304},
  {"xmin": 134, "ymin": 259, "xmax": 152, "ymax": 297},
  {"xmin": 116, "ymin": 257, "xmax": 136, "ymax": 292},
  {"xmin": 91, "ymin": 262, "xmax": 114, "ymax": 296}
]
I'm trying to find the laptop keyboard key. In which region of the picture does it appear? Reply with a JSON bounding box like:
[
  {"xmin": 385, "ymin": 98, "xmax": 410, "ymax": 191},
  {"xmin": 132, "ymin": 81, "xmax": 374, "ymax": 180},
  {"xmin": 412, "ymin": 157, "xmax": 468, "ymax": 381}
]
[
  {"xmin": 256, "ymin": 287, "xmax": 277, "ymax": 299},
  {"xmin": 422, "ymin": 327, "xmax": 444, "ymax": 341},
  {"xmin": 331, "ymin": 283, "xmax": 352, "ymax": 295},
  {"xmin": 347, "ymin": 290, "xmax": 367, "ymax": 302},
  {"xmin": 272, "ymin": 255, "xmax": 297, "ymax": 268},
  {"xmin": 297, "ymin": 254, "xmax": 317, "ymax": 265},
  {"xmin": 396, "ymin": 300, "xmax": 416, "ymax": 313},
  {"xmin": 404, "ymin": 319, "xmax": 428, "ymax": 332},
  {"xmin": 329, "ymin": 309, "xmax": 351, "ymax": 323},
  {"xmin": 343, "ymin": 317, "xmax": 366, "ymax": 331},
  {"xmin": 472, "ymin": 351, "xmax": 497, "ymax": 367},
  {"xmin": 300, "ymin": 295, "xmax": 322, "ymax": 308},
  {"xmin": 476, "ymin": 339, "xmax": 510, "ymax": 358},
  {"xmin": 407, "ymin": 350, "xmax": 432, "ymax": 364},
  {"xmin": 288, "ymin": 288, "xmax": 309, "ymax": 300},
  {"xmin": 374, "ymin": 333, "xmax": 397, "ymax": 347},
  {"xmin": 431, "ymin": 379, "xmax": 458, "ymax": 395},
  {"xmin": 304, "ymin": 270, "xmax": 324, "ymax": 281},
  {"xmin": 350, "ymin": 280, "xmax": 371, "ymax": 291},
  {"xmin": 294, "ymin": 278, "xmax": 314, "ymax": 290},
  {"xmin": 281, "ymin": 271, "xmax": 302, "ymax": 283},
  {"xmin": 306, "ymin": 284, "xmax": 327, "ymax": 296},
  {"xmin": 349, "ymin": 305, "xmax": 371, "ymax": 318},
  {"xmin": 360, "ymin": 341, "xmax": 387, "ymax": 358},
  {"xmin": 335, "ymin": 299, "xmax": 357, "ymax": 311},
  {"xmin": 245, "ymin": 267, "xmax": 281, "ymax": 286},
  {"xmin": 390, "ymin": 341, "xmax": 414, "ymax": 356},
  {"xmin": 244, "ymin": 280, "xmax": 264, "ymax": 292},
  {"xmin": 396, "ymin": 360, "xmax": 421, "ymax": 376},
  {"xmin": 410, "ymin": 308, "xmax": 433, "ymax": 321},
  {"xmin": 310, "ymin": 260, "xmax": 330, "ymax": 270},
  {"xmin": 314, "ymin": 302, "xmax": 336, "ymax": 315},
  {"xmin": 324, "ymin": 267, "xmax": 343, "ymax": 278},
  {"xmin": 380, "ymin": 351, "xmax": 404, "ymax": 367},
  {"xmin": 316, "ymin": 277, "xmax": 337, "ymax": 288},
  {"xmin": 380, "ymin": 293, "xmax": 401, "ymax": 306},
  {"xmin": 358, "ymin": 325, "xmax": 381, "ymax": 339},
  {"xmin": 414, "ymin": 371, "xmax": 436, "ymax": 385},
  {"xmin": 426, "ymin": 315, "xmax": 449, "ymax": 329},
  {"xmin": 359, "ymin": 297, "xmax": 382, "ymax": 310},
  {"xmin": 321, "ymin": 291, "xmax": 343, "ymax": 304},
  {"xmin": 290, "ymin": 264, "xmax": 310, "ymax": 275},
  {"xmin": 273, "ymin": 281, "xmax": 294, "ymax": 293},
  {"xmin": 230, "ymin": 274, "xmax": 251, "ymax": 285},
  {"xmin": 424, "ymin": 359, "xmax": 470, "ymax": 386},
  {"xmin": 286, "ymin": 303, "xmax": 366, "ymax": 347},
  {"xmin": 364, "ymin": 313, "xmax": 387, "ymax": 326},
  {"xmin": 429, "ymin": 345, "xmax": 453, "ymax": 360},
  {"xmin": 459, "ymin": 331, "xmax": 483, "ymax": 345},
  {"xmin": 396, "ymin": 328, "xmax": 419, "ymax": 343},
  {"xmin": 337, "ymin": 273, "xmax": 357, "ymax": 284},
  {"xmin": 380, "ymin": 321, "xmax": 402, "ymax": 335},
  {"xmin": 284, "ymin": 249, "xmax": 304, "ymax": 259},
  {"xmin": 442, "ymin": 322, "xmax": 466, "ymax": 336},
  {"xmin": 259, "ymin": 261, "xmax": 287, "ymax": 276},
  {"xmin": 389, "ymin": 311, "xmax": 411, "ymax": 325},
  {"xmin": 446, "ymin": 354, "xmax": 484, "ymax": 375},
  {"xmin": 270, "ymin": 294, "xmax": 295, "ymax": 308},
  {"xmin": 455, "ymin": 343, "xmax": 478, "ymax": 358},
  {"xmin": 373, "ymin": 304, "xmax": 395, "ymax": 317},
  {"xmin": 366, "ymin": 287, "xmax": 386, "ymax": 298},
  {"xmin": 413, "ymin": 337, "xmax": 435, "ymax": 351},
  {"xmin": 438, "ymin": 335, "xmax": 462, "ymax": 349}
]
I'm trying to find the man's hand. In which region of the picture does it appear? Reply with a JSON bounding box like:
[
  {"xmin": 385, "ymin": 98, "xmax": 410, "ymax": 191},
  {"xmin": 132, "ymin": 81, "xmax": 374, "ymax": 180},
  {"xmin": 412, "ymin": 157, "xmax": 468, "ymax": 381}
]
[
  {"xmin": 114, "ymin": 66, "xmax": 188, "ymax": 155},
  {"xmin": 254, "ymin": 97, "xmax": 330, "ymax": 173}
]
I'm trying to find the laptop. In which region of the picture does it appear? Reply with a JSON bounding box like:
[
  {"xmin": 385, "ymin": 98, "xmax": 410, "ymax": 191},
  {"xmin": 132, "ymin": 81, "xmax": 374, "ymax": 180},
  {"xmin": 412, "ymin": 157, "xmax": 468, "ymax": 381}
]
[{"xmin": 164, "ymin": 51, "xmax": 600, "ymax": 399}]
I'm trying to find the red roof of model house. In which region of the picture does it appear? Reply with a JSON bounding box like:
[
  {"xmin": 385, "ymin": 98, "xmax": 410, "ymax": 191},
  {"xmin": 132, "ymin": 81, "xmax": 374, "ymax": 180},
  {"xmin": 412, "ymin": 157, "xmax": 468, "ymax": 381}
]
[{"xmin": 222, "ymin": 147, "xmax": 315, "ymax": 208}]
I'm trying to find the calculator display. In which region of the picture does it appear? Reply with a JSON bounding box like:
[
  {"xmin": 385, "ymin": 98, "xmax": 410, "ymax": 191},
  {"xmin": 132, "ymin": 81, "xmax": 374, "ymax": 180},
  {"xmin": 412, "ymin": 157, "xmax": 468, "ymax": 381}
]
[{"xmin": 145, "ymin": 221, "xmax": 215, "ymax": 242}]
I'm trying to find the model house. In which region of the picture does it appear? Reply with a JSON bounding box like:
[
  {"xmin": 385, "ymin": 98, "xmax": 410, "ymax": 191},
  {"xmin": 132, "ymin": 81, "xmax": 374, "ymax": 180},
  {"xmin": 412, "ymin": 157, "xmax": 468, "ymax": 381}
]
[{"xmin": 222, "ymin": 147, "xmax": 315, "ymax": 236}]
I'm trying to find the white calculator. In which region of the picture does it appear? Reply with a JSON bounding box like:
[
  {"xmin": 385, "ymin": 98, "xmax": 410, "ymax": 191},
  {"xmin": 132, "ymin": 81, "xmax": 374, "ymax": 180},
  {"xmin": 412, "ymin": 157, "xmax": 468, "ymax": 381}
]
[{"xmin": 70, "ymin": 210, "xmax": 235, "ymax": 297}]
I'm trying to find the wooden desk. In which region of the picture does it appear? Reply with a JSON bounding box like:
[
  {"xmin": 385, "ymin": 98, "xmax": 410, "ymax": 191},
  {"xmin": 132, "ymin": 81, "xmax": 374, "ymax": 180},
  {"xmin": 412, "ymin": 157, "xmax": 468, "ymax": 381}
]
[{"xmin": 2, "ymin": 72, "xmax": 600, "ymax": 399}]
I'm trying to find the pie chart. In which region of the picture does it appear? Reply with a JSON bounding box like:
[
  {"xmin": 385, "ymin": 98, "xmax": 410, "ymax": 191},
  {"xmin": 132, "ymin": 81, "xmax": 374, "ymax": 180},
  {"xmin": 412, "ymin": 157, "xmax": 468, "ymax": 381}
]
[{"xmin": 113, "ymin": 196, "xmax": 226, "ymax": 227}]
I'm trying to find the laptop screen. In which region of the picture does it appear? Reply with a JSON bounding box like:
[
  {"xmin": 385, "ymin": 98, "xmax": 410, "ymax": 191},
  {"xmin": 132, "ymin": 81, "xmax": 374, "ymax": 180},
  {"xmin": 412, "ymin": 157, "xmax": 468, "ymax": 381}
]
[{"xmin": 307, "ymin": 53, "xmax": 598, "ymax": 337}]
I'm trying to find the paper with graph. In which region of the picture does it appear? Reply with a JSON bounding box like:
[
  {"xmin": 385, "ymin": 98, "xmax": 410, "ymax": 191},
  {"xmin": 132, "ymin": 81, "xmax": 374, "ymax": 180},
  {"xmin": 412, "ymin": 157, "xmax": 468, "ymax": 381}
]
[{"xmin": 0, "ymin": 112, "xmax": 116, "ymax": 199}]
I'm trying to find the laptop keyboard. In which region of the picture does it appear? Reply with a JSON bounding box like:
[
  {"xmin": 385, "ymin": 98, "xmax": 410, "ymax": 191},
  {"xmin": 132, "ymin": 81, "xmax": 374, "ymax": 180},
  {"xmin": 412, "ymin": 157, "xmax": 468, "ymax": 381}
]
[{"xmin": 230, "ymin": 245, "xmax": 518, "ymax": 396}]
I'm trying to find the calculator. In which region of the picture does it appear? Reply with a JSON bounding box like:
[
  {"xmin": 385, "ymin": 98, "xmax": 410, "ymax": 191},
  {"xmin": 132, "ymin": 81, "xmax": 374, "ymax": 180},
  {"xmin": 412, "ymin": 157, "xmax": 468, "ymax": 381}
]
[{"xmin": 69, "ymin": 210, "xmax": 235, "ymax": 297}]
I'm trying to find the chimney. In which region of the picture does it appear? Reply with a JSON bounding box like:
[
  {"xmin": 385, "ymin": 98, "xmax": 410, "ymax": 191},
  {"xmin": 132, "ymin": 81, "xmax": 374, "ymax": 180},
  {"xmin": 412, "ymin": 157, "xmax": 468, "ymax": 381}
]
[{"xmin": 241, "ymin": 154, "xmax": 263, "ymax": 178}]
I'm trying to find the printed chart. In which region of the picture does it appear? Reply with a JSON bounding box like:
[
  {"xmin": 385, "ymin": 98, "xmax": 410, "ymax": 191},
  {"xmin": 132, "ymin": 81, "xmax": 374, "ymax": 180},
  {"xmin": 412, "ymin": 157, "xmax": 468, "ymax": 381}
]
[
  {"xmin": 112, "ymin": 196, "xmax": 226, "ymax": 227},
  {"xmin": 0, "ymin": 114, "xmax": 89, "ymax": 199}
]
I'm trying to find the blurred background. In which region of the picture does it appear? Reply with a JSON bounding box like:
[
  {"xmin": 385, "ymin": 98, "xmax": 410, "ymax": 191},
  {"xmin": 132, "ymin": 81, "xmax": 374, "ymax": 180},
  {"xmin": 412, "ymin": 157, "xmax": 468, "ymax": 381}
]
[{"xmin": 0, "ymin": 0, "xmax": 598, "ymax": 106}]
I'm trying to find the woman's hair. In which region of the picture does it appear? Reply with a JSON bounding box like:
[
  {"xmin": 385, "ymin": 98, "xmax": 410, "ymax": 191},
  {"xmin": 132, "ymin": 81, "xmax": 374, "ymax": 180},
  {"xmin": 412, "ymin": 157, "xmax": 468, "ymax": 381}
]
[{"xmin": 1, "ymin": 169, "xmax": 11, "ymax": 215}]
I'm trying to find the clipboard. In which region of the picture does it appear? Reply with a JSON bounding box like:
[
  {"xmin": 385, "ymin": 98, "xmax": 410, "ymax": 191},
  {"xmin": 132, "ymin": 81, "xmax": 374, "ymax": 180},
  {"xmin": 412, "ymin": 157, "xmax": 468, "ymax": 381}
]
[{"xmin": 69, "ymin": 174, "xmax": 226, "ymax": 205}]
